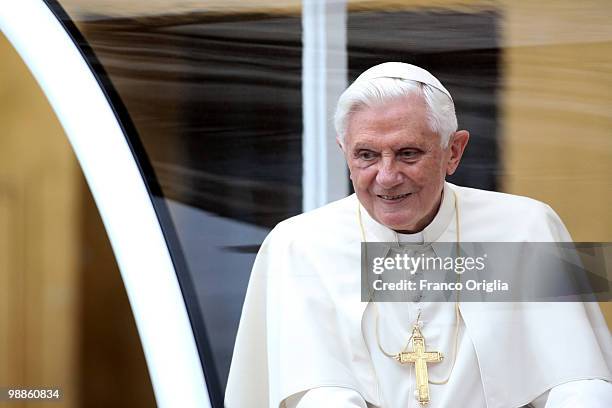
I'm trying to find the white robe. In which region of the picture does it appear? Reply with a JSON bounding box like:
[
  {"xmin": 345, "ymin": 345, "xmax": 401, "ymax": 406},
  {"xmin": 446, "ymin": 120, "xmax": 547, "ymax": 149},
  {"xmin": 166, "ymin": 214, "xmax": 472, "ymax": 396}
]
[{"xmin": 225, "ymin": 182, "xmax": 612, "ymax": 408}]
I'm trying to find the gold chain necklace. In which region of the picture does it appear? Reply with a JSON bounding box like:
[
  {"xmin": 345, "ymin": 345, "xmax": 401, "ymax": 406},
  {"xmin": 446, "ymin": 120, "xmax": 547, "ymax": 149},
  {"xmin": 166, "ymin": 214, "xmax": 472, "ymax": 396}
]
[{"xmin": 357, "ymin": 191, "xmax": 462, "ymax": 405}]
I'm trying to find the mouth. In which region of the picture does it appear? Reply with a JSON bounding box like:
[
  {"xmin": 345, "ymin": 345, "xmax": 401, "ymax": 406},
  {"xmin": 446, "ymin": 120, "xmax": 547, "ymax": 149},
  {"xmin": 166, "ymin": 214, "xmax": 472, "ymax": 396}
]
[{"xmin": 377, "ymin": 193, "xmax": 411, "ymax": 201}]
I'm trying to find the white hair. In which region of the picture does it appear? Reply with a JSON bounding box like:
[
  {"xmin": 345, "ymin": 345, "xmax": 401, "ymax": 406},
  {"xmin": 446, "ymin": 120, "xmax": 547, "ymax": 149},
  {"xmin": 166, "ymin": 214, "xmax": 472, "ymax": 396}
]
[{"xmin": 334, "ymin": 77, "xmax": 458, "ymax": 148}]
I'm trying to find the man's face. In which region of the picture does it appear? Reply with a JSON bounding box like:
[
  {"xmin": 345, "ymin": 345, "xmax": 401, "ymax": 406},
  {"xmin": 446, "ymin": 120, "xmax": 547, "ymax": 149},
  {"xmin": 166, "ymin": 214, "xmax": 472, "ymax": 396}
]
[{"xmin": 341, "ymin": 93, "xmax": 468, "ymax": 233}]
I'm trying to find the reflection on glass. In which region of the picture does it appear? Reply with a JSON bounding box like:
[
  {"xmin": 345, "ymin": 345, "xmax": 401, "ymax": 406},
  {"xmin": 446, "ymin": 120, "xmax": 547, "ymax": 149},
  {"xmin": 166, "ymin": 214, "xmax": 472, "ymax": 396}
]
[{"xmin": 55, "ymin": 1, "xmax": 303, "ymax": 405}]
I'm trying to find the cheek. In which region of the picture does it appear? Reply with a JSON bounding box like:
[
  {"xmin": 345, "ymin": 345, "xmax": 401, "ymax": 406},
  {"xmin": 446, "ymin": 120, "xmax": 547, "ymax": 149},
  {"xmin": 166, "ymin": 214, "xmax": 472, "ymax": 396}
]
[
  {"xmin": 351, "ymin": 167, "xmax": 377, "ymax": 190},
  {"xmin": 413, "ymin": 157, "xmax": 446, "ymax": 182},
  {"xmin": 438, "ymin": 150, "xmax": 453, "ymax": 173},
  {"xmin": 402, "ymin": 164, "xmax": 435, "ymax": 184}
]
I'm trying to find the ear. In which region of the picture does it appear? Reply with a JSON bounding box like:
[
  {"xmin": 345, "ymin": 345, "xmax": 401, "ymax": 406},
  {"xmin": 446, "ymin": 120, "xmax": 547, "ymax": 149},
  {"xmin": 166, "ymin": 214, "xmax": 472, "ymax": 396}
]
[
  {"xmin": 336, "ymin": 136, "xmax": 345, "ymax": 152},
  {"xmin": 445, "ymin": 130, "xmax": 470, "ymax": 176},
  {"xmin": 337, "ymin": 136, "xmax": 354, "ymax": 180}
]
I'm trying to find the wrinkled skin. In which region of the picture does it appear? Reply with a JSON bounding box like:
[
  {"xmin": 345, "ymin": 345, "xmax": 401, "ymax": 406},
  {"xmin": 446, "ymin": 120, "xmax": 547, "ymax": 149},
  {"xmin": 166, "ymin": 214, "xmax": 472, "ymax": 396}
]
[{"xmin": 340, "ymin": 93, "xmax": 469, "ymax": 233}]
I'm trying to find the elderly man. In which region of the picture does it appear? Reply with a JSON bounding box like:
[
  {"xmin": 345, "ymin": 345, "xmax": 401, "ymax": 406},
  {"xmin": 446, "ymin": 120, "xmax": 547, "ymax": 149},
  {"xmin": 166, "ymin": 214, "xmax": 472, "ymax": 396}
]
[{"xmin": 226, "ymin": 63, "xmax": 612, "ymax": 407}]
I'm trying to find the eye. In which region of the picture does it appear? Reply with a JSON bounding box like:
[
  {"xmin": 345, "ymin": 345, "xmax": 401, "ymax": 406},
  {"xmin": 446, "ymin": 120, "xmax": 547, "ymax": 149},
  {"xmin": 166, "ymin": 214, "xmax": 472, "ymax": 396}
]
[
  {"xmin": 399, "ymin": 150, "xmax": 419, "ymax": 160},
  {"xmin": 356, "ymin": 150, "xmax": 377, "ymax": 161}
]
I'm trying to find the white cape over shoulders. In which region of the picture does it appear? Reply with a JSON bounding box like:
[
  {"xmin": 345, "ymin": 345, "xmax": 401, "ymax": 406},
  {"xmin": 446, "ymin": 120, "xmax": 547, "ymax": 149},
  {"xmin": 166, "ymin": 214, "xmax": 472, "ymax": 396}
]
[{"xmin": 225, "ymin": 183, "xmax": 612, "ymax": 408}]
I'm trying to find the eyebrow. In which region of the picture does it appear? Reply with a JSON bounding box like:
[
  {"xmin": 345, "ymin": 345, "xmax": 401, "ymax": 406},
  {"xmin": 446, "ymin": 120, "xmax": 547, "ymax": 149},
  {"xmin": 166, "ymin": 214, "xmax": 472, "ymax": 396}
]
[
  {"xmin": 352, "ymin": 143, "xmax": 375, "ymax": 151},
  {"xmin": 351, "ymin": 143, "xmax": 423, "ymax": 152}
]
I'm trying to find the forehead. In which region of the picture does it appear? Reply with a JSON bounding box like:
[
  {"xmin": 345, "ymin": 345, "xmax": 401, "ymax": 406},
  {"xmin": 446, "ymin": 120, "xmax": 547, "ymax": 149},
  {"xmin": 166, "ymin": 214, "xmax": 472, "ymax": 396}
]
[{"xmin": 345, "ymin": 94, "xmax": 437, "ymax": 148}]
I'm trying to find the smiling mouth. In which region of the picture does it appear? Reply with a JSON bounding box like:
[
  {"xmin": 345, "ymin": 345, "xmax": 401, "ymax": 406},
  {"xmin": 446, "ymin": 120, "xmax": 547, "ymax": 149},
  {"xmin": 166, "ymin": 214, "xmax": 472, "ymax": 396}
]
[{"xmin": 377, "ymin": 193, "xmax": 411, "ymax": 201}]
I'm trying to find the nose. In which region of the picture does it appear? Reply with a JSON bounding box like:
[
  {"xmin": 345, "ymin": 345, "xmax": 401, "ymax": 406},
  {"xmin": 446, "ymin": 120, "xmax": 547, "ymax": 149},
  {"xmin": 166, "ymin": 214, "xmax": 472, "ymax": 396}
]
[{"xmin": 375, "ymin": 157, "xmax": 403, "ymax": 189}]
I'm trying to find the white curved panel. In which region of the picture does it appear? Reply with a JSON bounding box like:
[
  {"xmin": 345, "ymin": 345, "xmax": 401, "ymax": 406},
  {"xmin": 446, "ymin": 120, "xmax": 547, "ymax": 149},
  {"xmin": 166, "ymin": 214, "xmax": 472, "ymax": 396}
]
[{"xmin": 0, "ymin": 1, "xmax": 211, "ymax": 407}]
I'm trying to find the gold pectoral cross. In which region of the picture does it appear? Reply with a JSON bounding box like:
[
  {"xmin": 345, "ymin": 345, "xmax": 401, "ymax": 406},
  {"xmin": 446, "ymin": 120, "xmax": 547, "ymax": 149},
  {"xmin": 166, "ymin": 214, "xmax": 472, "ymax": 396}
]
[{"xmin": 395, "ymin": 325, "xmax": 443, "ymax": 406}]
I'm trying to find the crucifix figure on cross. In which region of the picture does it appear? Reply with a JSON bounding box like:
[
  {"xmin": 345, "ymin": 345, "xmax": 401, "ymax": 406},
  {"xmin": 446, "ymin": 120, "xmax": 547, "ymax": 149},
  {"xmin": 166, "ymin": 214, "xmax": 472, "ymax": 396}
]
[{"xmin": 395, "ymin": 325, "xmax": 444, "ymax": 405}]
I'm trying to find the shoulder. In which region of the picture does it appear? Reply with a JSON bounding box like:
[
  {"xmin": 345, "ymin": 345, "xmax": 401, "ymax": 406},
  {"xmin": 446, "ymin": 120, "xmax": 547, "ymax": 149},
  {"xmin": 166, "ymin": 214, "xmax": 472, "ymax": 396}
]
[
  {"xmin": 452, "ymin": 184, "xmax": 550, "ymax": 215},
  {"xmin": 449, "ymin": 183, "xmax": 571, "ymax": 241},
  {"xmin": 273, "ymin": 194, "xmax": 359, "ymax": 240},
  {"xmin": 254, "ymin": 196, "xmax": 361, "ymax": 282}
]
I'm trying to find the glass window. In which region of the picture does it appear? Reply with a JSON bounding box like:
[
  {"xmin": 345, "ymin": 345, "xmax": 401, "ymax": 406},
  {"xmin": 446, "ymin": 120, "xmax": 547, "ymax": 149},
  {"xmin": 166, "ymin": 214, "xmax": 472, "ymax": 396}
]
[{"xmin": 52, "ymin": 1, "xmax": 303, "ymax": 405}]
